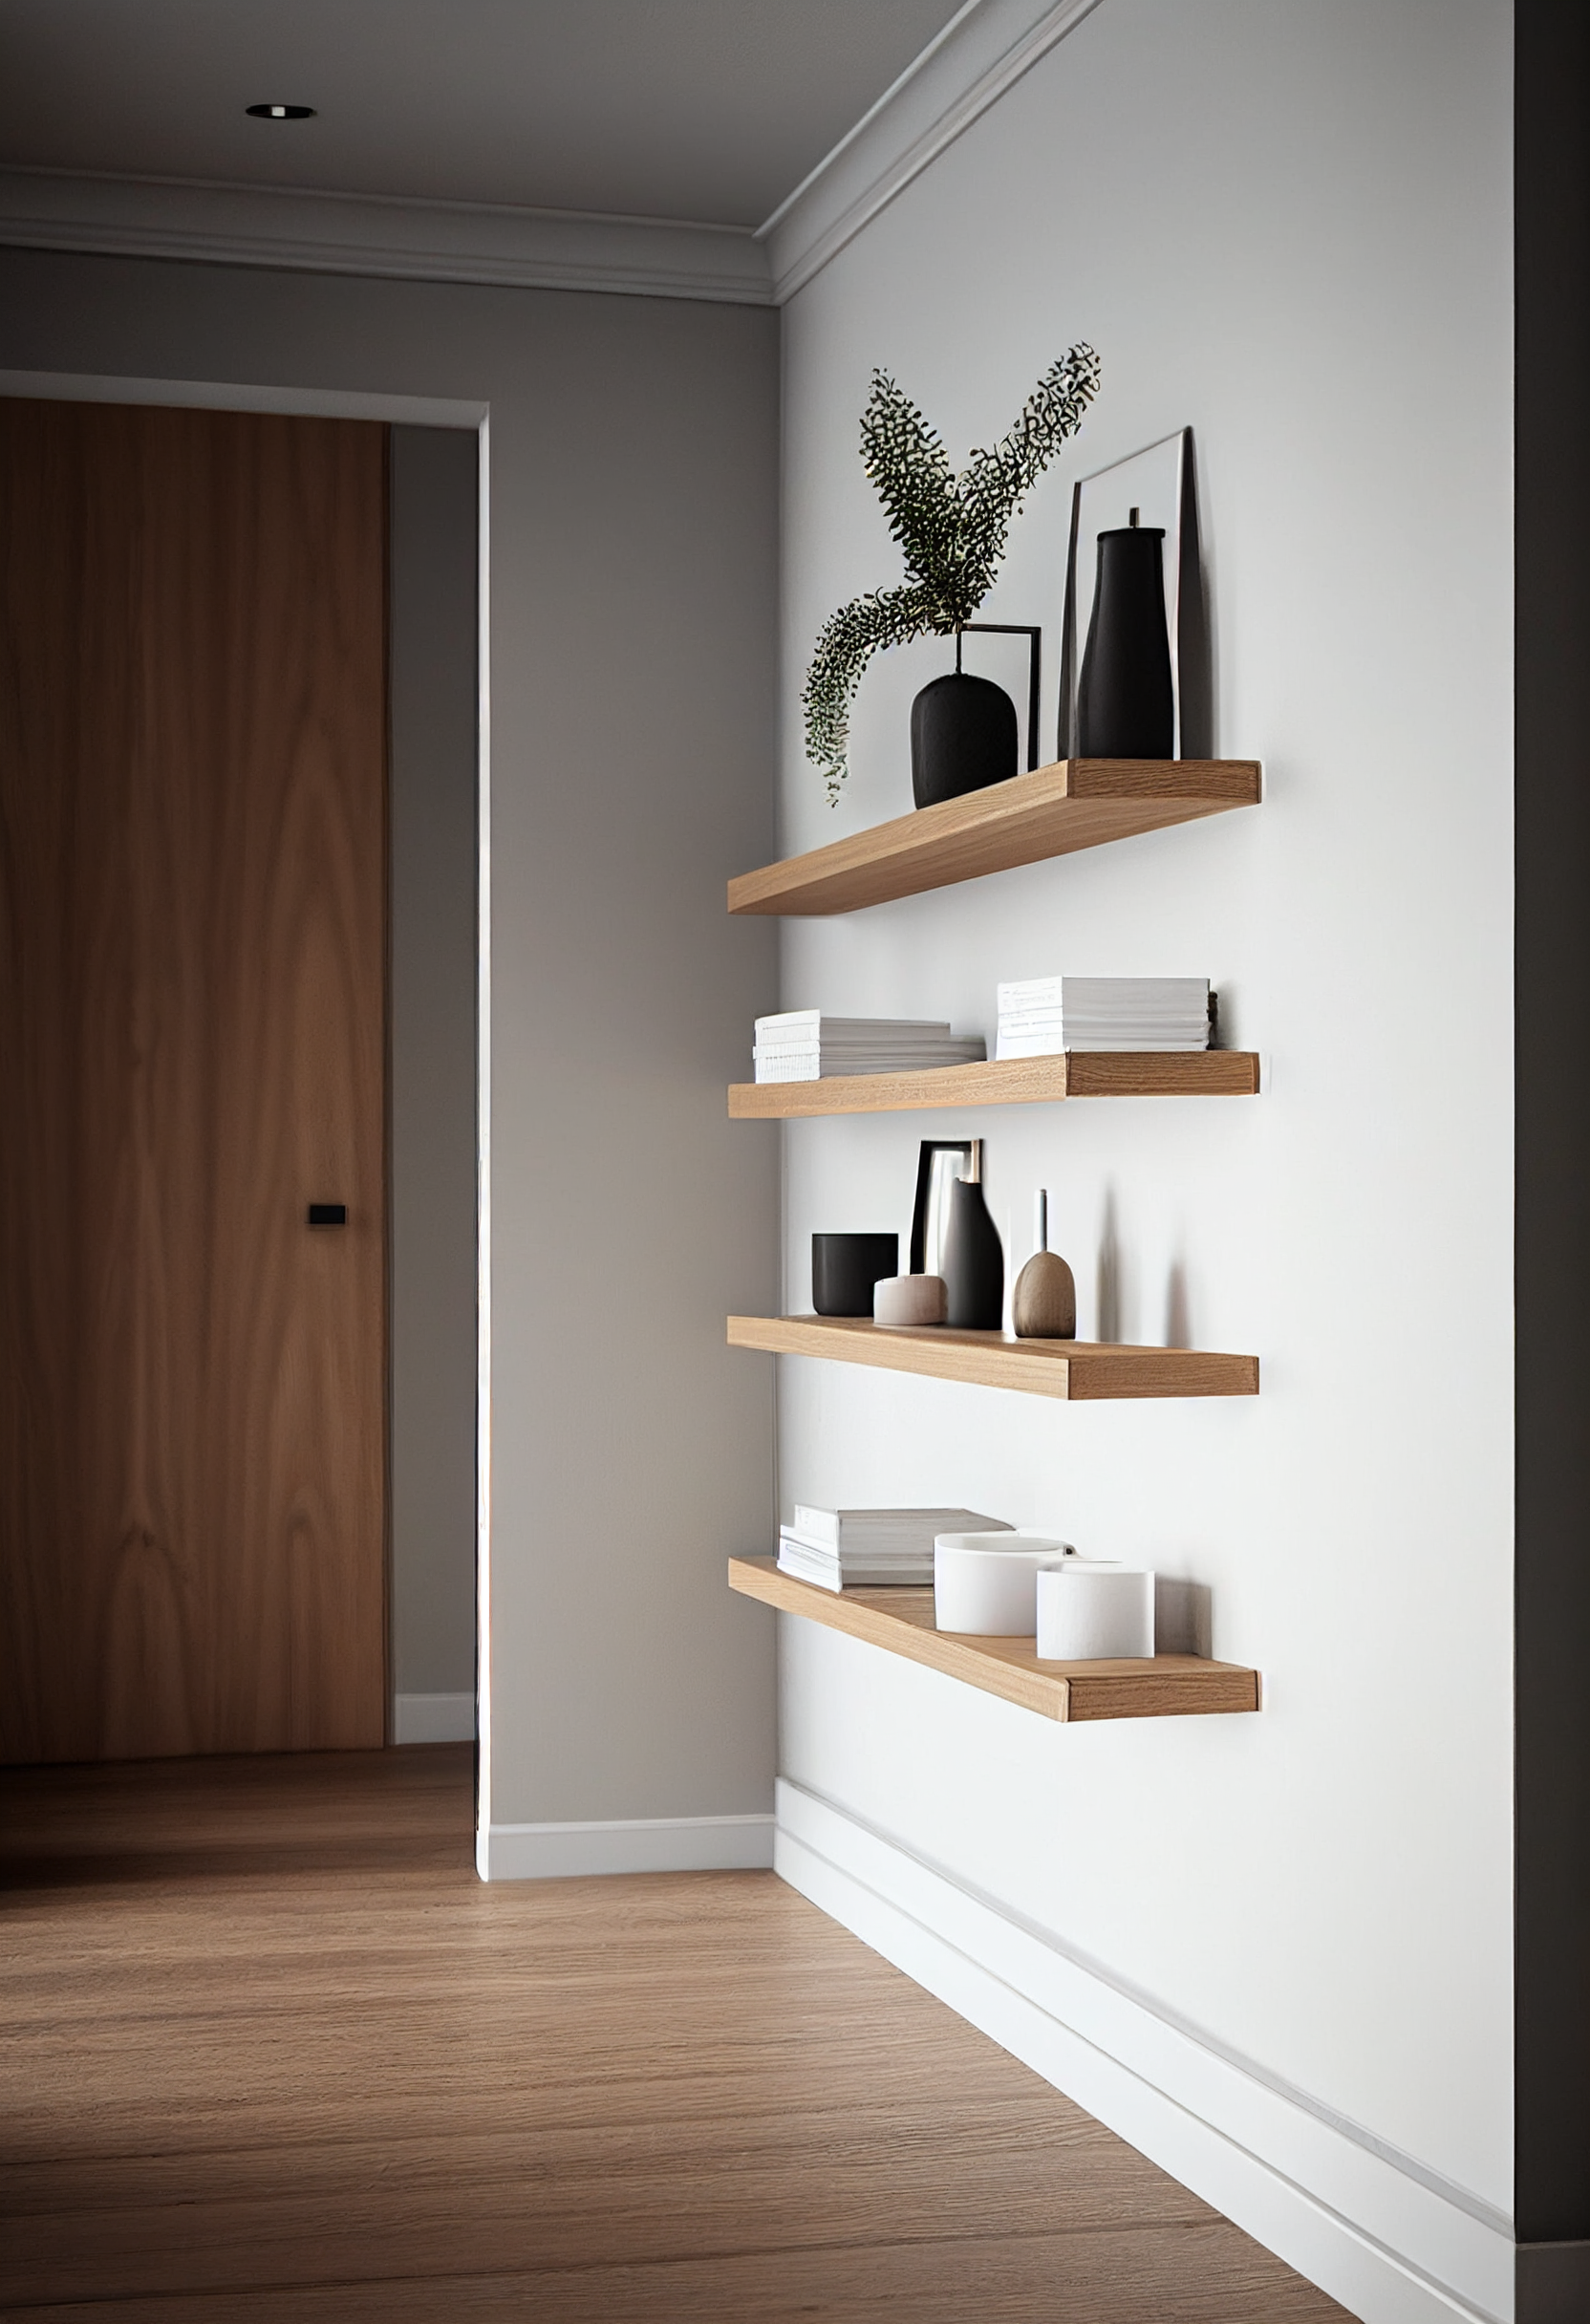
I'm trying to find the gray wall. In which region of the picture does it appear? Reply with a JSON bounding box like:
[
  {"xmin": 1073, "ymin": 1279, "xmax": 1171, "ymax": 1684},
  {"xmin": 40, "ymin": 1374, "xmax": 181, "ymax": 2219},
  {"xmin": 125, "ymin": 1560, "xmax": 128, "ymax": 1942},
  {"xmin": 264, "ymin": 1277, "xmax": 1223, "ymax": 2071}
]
[
  {"xmin": 0, "ymin": 248, "xmax": 782, "ymax": 1836},
  {"xmin": 389, "ymin": 425, "xmax": 479, "ymax": 1709}
]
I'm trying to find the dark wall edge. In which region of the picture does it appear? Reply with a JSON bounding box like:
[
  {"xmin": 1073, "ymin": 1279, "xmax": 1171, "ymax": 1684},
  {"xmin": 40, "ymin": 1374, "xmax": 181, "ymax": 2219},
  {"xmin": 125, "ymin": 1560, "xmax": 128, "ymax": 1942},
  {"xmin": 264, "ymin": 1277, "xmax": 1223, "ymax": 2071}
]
[
  {"xmin": 1517, "ymin": 2241, "xmax": 1590, "ymax": 2324},
  {"xmin": 1515, "ymin": 0, "xmax": 1590, "ymax": 2252}
]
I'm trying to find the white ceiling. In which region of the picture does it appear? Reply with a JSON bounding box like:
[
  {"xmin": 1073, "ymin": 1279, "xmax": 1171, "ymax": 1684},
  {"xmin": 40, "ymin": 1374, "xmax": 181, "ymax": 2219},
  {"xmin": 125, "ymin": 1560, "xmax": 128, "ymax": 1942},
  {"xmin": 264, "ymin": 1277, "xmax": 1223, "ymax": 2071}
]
[{"xmin": 0, "ymin": 0, "xmax": 970, "ymax": 230}]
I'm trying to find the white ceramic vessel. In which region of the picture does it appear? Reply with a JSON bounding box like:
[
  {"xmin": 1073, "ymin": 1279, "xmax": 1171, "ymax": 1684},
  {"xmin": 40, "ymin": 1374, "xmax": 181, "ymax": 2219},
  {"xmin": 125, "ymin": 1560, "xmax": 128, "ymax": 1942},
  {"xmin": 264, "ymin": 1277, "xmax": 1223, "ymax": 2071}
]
[
  {"xmin": 933, "ymin": 1531, "xmax": 1074, "ymax": 1635},
  {"xmin": 1036, "ymin": 1562, "xmax": 1154, "ymax": 1659},
  {"xmin": 872, "ymin": 1273, "xmax": 948, "ymax": 1326}
]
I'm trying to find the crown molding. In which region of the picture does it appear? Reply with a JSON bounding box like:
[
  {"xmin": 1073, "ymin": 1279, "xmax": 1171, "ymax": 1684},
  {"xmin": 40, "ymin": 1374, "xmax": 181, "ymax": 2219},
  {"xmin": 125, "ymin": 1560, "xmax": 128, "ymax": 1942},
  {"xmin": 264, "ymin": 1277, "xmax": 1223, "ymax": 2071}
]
[
  {"xmin": 0, "ymin": 165, "xmax": 773, "ymax": 306},
  {"xmin": 761, "ymin": 0, "xmax": 1107, "ymax": 303},
  {"xmin": 0, "ymin": 2, "xmax": 1107, "ymax": 312}
]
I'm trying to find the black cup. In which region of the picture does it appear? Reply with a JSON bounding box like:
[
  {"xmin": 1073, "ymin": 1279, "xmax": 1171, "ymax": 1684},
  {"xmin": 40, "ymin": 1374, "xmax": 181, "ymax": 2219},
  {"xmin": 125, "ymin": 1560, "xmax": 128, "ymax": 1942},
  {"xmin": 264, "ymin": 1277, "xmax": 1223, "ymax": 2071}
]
[{"xmin": 812, "ymin": 1233, "xmax": 899, "ymax": 1318}]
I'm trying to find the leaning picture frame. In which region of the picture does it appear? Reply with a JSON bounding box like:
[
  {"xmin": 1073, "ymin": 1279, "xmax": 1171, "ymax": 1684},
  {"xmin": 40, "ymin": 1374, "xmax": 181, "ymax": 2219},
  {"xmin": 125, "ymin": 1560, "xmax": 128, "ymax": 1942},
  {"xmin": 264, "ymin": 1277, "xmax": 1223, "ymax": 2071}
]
[
  {"xmin": 1058, "ymin": 425, "xmax": 1212, "ymax": 761},
  {"xmin": 910, "ymin": 1138, "xmax": 980, "ymax": 1276}
]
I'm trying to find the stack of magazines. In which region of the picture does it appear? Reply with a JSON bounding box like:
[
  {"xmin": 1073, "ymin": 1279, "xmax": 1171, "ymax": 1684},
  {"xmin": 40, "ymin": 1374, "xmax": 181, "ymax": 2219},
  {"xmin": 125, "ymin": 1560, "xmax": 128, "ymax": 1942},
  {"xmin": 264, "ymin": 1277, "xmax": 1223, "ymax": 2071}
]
[
  {"xmin": 754, "ymin": 1011, "xmax": 984, "ymax": 1084},
  {"xmin": 995, "ymin": 977, "xmax": 1212, "ymax": 1059},
  {"xmin": 777, "ymin": 1505, "xmax": 1011, "ymax": 1592}
]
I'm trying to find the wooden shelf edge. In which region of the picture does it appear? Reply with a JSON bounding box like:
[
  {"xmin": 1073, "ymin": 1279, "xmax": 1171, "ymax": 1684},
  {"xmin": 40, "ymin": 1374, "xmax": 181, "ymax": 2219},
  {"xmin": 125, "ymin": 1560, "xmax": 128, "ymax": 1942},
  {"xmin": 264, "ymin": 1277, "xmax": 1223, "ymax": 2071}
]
[
  {"xmin": 726, "ymin": 1316, "xmax": 1259, "ymax": 1401},
  {"xmin": 729, "ymin": 757, "xmax": 1262, "ymax": 918},
  {"xmin": 728, "ymin": 1558, "xmax": 1259, "ymax": 1722},
  {"xmin": 729, "ymin": 1050, "xmax": 1260, "ymax": 1117}
]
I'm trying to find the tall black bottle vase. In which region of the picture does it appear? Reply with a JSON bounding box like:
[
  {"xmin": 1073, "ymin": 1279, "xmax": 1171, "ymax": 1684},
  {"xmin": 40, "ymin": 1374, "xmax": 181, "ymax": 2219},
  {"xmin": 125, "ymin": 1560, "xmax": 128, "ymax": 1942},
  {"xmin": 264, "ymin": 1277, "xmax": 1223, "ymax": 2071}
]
[
  {"xmin": 940, "ymin": 1175, "xmax": 1004, "ymax": 1330},
  {"xmin": 1076, "ymin": 523, "xmax": 1174, "ymax": 759}
]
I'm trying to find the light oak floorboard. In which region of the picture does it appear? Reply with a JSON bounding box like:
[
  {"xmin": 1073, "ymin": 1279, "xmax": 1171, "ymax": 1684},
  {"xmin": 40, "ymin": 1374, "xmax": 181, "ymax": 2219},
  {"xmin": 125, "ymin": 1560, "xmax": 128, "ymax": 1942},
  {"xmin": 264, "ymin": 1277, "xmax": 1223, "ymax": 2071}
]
[{"xmin": 0, "ymin": 1747, "xmax": 1347, "ymax": 2320}]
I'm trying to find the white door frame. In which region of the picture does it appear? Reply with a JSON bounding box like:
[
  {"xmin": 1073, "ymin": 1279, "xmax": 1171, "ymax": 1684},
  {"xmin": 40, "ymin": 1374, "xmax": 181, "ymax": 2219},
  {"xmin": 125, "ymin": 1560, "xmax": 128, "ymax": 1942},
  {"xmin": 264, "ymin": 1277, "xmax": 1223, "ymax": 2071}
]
[{"xmin": 0, "ymin": 367, "xmax": 495, "ymax": 1863}]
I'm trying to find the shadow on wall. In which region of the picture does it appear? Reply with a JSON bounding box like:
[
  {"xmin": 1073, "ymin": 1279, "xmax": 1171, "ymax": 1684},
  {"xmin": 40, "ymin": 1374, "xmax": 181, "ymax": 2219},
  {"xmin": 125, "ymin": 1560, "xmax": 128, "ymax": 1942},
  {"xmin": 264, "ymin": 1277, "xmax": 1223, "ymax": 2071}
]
[
  {"xmin": 1096, "ymin": 1185, "xmax": 1123, "ymax": 1341},
  {"xmin": 1177, "ymin": 427, "xmax": 1215, "ymax": 761},
  {"xmin": 1095, "ymin": 1197, "xmax": 1196, "ymax": 1349},
  {"xmin": 1165, "ymin": 1255, "xmax": 1192, "ymax": 1348},
  {"xmin": 1155, "ymin": 1577, "xmax": 1213, "ymax": 1657}
]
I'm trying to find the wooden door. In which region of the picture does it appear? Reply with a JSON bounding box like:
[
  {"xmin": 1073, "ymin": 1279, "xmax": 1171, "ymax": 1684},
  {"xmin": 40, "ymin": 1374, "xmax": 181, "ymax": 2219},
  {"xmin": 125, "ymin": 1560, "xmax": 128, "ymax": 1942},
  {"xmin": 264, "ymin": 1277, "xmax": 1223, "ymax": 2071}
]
[{"xmin": 0, "ymin": 399, "xmax": 388, "ymax": 1762}]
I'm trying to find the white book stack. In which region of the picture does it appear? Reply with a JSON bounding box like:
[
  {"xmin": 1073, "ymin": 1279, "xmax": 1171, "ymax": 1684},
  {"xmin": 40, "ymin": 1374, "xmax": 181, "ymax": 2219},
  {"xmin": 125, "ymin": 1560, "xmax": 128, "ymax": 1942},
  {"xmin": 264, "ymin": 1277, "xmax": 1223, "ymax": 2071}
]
[
  {"xmin": 777, "ymin": 1506, "xmax": 1012, "ymax": 1592},
  {"xmin": 995, "ymin": 977, "xmax": 1213, "ymax": 1060},
  {"xmin": 754, "ymin": 1011, "xmax": 985, "ymax": 1085}
]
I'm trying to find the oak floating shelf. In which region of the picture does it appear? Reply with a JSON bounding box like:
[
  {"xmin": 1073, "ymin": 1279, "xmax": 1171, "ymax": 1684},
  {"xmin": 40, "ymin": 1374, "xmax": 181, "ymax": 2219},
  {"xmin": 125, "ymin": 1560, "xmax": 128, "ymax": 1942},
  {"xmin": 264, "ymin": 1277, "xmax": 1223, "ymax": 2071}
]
[
  {"xmin": 729, "ymin": 1048, "xmax": 1259, "ymax": 1118},
  {"xmin": 729, "ymin": 1558, "xmax": 1259, "ymax": 1723},
  {"xmin": 727, "ymin": 757, "xmax": 1262, "ymax": 918},
  {"xmin": 727, "ymin": 1316, "xmax": 1258, "ymax": 1401}
]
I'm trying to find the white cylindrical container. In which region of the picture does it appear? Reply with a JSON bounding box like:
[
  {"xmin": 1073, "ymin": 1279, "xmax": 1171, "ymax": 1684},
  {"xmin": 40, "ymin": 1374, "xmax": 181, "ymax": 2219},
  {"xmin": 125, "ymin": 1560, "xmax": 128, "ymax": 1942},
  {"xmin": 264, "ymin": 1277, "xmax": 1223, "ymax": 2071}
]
[
  {"xmin": 934, "ymin": 1532, "xmax": 1073, "ymax": 1635},
  {"xmin": 1036, "ymin": 1563, "xmax": 1154, "ymax": 1660},
  {"xmin": 873, "ymin": 1273, "xmax": 948, "ymax": 1326}
]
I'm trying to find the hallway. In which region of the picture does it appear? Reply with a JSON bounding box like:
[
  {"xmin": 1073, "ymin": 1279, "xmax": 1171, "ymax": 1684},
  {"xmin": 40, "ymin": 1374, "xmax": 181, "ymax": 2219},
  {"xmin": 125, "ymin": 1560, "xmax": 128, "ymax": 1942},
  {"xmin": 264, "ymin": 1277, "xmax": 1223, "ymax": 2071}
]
[{"xmin": 1, "ymin": 1748, "xmax": 1346, "ymax": 2319}]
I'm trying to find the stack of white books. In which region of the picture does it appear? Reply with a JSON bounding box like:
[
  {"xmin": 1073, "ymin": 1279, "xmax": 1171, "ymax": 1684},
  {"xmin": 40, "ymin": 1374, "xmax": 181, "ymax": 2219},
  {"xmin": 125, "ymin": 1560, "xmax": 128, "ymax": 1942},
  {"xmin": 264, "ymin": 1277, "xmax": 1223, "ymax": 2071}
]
[
  {"xmin": 777, "ymin": 1505, "xmax": 1012, "ymax": 1592},
  {"xmin": 995, "ymin": 977, "xmax": 1212, "ymax": 1059},
  {"xmin": 754, "ymin": 1011, "xmax": 985, "ymax": 1084}
]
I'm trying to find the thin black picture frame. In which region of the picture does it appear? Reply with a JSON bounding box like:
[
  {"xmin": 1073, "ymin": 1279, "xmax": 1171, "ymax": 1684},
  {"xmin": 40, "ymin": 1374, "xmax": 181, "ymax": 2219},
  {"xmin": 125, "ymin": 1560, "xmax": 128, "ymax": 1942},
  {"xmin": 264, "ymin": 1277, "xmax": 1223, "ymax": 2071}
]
[
  {"xmin": 910, "ymin": 1138, "xmax": 978, "ymax": 1275},
  {"xmin": 1057, "ymin": 424, "xmax": 1212, "ymax": 762},
  {"xmin": 958, "ymin": 623, "xmax": 1042, "ymax": 772}
]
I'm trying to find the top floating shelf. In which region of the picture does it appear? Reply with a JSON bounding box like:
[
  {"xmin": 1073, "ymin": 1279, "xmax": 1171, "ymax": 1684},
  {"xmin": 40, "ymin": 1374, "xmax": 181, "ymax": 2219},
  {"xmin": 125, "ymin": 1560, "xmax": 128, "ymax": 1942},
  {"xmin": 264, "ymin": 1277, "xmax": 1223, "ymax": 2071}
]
[{"xmin": 728, "ymin": 758, "xmax": 1262, "ymax": 917}]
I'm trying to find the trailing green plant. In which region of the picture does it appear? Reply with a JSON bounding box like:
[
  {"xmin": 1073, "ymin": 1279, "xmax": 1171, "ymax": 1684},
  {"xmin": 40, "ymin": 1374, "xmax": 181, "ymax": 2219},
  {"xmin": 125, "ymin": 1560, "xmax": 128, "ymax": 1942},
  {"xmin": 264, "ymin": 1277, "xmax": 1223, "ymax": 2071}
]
[{"xmin": 802, "ymin": 343, "xmax": 1100, "ymax": 803}]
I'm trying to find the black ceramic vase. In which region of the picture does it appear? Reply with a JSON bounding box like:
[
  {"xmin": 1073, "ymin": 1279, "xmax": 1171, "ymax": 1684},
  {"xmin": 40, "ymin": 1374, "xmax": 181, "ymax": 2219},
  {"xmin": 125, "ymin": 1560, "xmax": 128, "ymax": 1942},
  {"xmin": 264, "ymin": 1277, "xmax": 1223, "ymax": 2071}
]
[
  {"xmin": 940, "ymin": 1177, "xmax": 1004, "ymax": 1330},
  {"xmin": 911, "ymin": 671, "xmax": 1018, "ymax": 807},
  {"xmin": 1076, "ymin": 525, "xmax": 1173, "ymax": 758},
  {"xmin": 812, "ymin": 1232, "xmax": 899, "ymax": 1318}
]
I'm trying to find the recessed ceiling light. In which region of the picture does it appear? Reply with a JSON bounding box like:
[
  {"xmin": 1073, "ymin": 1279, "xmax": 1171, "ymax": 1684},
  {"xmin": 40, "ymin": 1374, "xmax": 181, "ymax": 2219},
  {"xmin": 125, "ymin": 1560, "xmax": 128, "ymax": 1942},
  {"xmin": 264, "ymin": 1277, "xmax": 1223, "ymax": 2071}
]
[{"xmin": 246, "ymin": 103, "xmax": 315, "ymax": 120}]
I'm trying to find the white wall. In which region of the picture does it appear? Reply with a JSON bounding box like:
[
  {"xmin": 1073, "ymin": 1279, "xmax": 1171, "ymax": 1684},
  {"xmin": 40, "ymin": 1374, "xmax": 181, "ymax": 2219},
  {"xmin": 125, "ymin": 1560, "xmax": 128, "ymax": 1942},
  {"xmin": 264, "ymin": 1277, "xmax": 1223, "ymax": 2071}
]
[
  {"xmin": 774, "ymin": 0, "xmax": 1513, "ymax": 2256},
  {"xmin": 0, "ymin": 248, "xmax": 783, "ymax": 1843}
]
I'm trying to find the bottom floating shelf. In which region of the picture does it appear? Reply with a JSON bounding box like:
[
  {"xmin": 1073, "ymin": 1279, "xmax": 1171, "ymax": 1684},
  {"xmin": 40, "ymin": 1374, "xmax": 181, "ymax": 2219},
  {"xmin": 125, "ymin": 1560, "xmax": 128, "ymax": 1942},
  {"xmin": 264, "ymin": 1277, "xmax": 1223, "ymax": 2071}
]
[{"xmin": 728, "ymin": 1557, "xmax": 1259, "ymax": 1723}]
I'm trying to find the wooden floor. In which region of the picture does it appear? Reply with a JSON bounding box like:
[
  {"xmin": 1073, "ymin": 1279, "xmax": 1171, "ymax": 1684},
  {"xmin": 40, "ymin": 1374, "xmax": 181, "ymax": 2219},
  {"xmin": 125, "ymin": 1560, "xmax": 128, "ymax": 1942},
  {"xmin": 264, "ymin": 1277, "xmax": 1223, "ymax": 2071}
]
[{"xmin": 0, "ymin": 1747, "xmax": 1349, "ymax": 2321}]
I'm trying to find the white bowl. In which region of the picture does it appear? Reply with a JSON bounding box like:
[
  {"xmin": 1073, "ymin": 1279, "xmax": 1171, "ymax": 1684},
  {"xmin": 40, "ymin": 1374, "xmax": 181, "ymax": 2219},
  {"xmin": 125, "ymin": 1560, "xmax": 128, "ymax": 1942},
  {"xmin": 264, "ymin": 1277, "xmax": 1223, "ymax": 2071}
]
[
  {"xmin": 1036, "ymin": 1563, "xmax": 1154, "ymax": 1660},
  {"xmin": 934, "ymin": 1532, "xmax": 1074, "ymax": 1635}
]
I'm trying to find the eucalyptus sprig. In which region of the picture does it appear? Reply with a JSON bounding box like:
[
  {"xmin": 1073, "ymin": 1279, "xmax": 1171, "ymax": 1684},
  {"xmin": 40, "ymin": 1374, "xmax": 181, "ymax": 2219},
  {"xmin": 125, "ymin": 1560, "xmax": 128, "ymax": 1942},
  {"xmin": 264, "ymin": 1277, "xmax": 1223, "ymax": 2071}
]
[{"xmin": 803, "ymin": 343, "xmax": 1100, "ymax": 803}]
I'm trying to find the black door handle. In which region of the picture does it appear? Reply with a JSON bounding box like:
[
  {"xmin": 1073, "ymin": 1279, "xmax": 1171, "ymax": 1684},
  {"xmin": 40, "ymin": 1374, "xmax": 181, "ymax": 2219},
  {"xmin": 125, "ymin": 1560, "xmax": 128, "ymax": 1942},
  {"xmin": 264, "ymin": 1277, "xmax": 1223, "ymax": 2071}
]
[{"xmin": 307, "ymin": 1203, "xmax": 347, "ymax": 1228}]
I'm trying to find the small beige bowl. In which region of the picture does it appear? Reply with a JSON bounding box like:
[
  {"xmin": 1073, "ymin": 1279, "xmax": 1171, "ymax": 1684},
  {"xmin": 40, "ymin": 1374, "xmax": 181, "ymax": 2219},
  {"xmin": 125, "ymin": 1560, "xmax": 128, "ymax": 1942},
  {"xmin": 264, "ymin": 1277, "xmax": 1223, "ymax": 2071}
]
[{"xmin": 873, "ymin": 1273, "xmax": 948, "ymax": 1326}]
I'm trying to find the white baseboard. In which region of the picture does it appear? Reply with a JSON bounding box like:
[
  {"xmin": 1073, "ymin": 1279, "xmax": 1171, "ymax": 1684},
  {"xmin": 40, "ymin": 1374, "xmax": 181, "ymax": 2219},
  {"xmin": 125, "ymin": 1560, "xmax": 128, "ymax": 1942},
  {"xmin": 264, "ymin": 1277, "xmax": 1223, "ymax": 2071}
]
[
  {"xmin": 775, "ymin": 1778, "xmax": 1514, "ymax": 2324},
  {"xmin": 487, "ymin": 1812, "xmax": 774, "ymax": 1881},
  {"xmin": 393, "ymin": 1690, "xmax": 477, "ymax": 1745}
]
